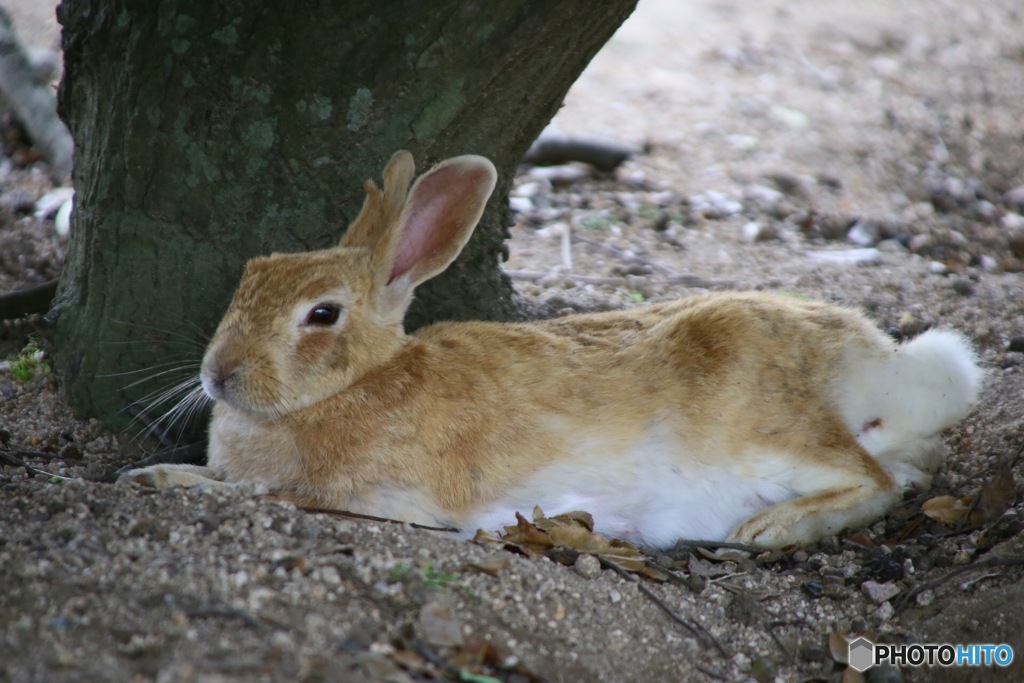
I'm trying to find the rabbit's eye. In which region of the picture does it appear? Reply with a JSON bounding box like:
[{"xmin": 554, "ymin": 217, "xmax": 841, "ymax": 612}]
[{"xmin": 305, "ymin": 304, "xmax": 341, "ymax": 326}]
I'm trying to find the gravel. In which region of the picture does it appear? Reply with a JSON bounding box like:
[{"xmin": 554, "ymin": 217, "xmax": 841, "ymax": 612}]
[{"xmin": 3, "ymin": 0, "xmax": 1024, "ymax": 681}]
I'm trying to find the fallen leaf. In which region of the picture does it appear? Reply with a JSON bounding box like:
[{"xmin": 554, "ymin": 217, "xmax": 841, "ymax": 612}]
[
  {"xmin": 686, "ymin": 555, "xmax": 733, "ymax": 579},
  {"xmin": 539, "ymin": 509, "xmax": 594, "ymax": 532},
  {"xmin": 828, "ymin": 632, "xmax": 850, "ymax": 664},
  {"xmin": 846, "ymin": 532, "xmax": 877, "ymax": 548},
  {"xmin": 473, "ymin": 508, "xmax": 658, "ymax": 579},
  {"xmin": 921, "ymin": 494, "xmax": 972, "ymax": 525},
  {"xmin": 462, "ymin": 557, "xmax": 511, "ymax": 576},
  {"xmin": 972, "ymin": 465, "xmax": 1016, "ymax": 524}
]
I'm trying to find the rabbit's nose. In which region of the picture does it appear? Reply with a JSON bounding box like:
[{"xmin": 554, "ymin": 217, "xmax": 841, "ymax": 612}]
[{"xmin": 200, "ymin": 364, "xmax": 235, "ymax": 401}]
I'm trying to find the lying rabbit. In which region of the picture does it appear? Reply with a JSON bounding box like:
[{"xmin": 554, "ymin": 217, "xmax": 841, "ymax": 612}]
[{"xmin": 126, "ymin": 151, "xmax": 983, "ymax": 548}]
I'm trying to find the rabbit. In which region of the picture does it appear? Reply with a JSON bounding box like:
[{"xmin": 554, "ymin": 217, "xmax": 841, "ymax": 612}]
[{"xmin": 125, "ymin": 150, "xmax": 983, "ymax": 549}]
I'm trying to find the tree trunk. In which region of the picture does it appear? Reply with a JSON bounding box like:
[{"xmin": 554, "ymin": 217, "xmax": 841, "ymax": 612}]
[{"xmin": 52, "ymin": 0, "xmax": 636, "ymax": 430}]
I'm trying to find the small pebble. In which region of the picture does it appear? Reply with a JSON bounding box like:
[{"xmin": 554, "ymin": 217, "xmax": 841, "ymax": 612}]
[
  {"xmin": 742, "ymin": 221, "xmax": 778, "ymax": 242},
  {"xmin": 907, "ymin": 233, "xmax": 933, "ymax": 253},
  {"xmin": 573, "ymin": 553, "xmax": 602, "ymax": 580},
  {"xmin": 847, "ymin": 219, "xmax": 880, "ymax": 246},
  {"xmin": 873, "ymin": 601, "xmax": 895, "ymax": 621},
  {"xmin": 861, "ymin": 580, "xmax": 900, "ymax": 604},
  {"xmin": 418, "ymin": 599, "xmax": 463, "ymax": 647},
  {"xmin": 951, "ymin": 279, "xmax": 974, "ymax": 296}
]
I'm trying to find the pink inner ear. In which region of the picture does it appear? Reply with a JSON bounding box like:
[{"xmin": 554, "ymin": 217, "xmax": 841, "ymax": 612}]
[{"xmin": 388, "ymin": 165, "xmax": 482, "ymax": 284}]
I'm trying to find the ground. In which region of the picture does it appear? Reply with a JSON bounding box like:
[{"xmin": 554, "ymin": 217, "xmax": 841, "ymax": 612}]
[{"xmin": 2, "ymin": 0, "xmax": 1024, "ymax": 681}]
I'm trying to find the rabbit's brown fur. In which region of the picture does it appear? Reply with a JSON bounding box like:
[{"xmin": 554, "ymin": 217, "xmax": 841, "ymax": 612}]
[{"xmin": 127, "ymin": 151, "xmax": 982, "ymax": 548}]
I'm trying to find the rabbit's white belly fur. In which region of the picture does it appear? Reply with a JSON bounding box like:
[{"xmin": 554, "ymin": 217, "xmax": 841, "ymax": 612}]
[{"xmin": 469, "ymin": 421, "xmax": 793, "ymax": 547}]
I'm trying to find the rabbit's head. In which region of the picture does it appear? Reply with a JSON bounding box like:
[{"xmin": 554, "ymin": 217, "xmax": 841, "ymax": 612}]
[{"xmin": 200, "ymin": 151, "xmax": 497, "ymax": 417}]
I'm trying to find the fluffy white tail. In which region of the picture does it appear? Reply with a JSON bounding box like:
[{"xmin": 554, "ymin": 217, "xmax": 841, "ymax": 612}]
[{"xmin": 844, "ymin": 329, "xmax": 983, "ymax": 483}]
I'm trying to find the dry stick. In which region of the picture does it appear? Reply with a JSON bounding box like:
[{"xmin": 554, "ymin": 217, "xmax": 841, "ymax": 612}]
[
  {"xmin": 641, "ymin": 559, "xmax": 693, "ymax": 586},
  {"xmin": 299, "ymin": 505, "xmax": 461, "ymax": 534},
  {"xmin": 0, "ymin": 279, "xmax": 58, "ymax": 320},
  {"xmin": 894, "ymin": 555, "xmax": 1024, "ymax": 612},
  {"xmin": 560, "ymin": 219, "xmax": 573, "ymax": 270},
  {"xmin": 598, "ymin": 556, "xmax": 729, "ymax": 659},
  {"xmin": 523, "ymin": 133, "xmax": 638, "ymax": 172},
  {"xmin": 0, "ymin": 449, "xmax": 72, "ymax": 480}
]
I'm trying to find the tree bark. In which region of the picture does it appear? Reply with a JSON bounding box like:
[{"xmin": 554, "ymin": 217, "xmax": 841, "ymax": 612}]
[{"xmin": 52, "ymin": 0, "xmax": 636, "ymax": 429}]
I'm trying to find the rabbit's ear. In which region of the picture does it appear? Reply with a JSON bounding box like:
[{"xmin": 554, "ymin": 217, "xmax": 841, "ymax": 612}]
[
  {"xmin": 389, "ymin": 155, "xmax": 497, "ymax": 286},
  {"xmin": 375, "ymin": 155, "xmax": 497, "ymax": 320},
  {"xmin": 340, "ymin": 150, "xmax": 417, "ymax": 255}
]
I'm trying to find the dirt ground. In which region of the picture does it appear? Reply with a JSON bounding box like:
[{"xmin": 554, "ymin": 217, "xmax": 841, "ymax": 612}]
[{"xmin": 2, "ymin": 0, "xmax": 1024, "ymax": 681}]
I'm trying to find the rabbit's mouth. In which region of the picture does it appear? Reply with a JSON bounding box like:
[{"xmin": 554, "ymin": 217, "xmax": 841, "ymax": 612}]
[{"xmin": 200, "ymin": 362, "xmax": 287, "ymax": 418}]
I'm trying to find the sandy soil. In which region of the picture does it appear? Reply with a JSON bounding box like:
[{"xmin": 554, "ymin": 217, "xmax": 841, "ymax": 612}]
[{"xmin": 2, "ymin": 0, "xmax": 1024, "ymax": 681}]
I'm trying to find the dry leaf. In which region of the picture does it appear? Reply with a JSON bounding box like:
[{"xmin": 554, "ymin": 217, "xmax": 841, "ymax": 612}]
[
  {"xmin": 828, "ymin": 631, "xmax": 850, "ymax": 664},
  {"xmin": 973, "ymin": 465, "xmax": 1016, "ymax": 524},
  {"xmin": 530, "ymin": 507, "xmax": 595, "ymax": 533},
  {"xmin": 463, "ymin": 557, "xmax": 511, "ymax": 576},
  {"xmin": 473, "ymin": 508, "xmax": 657, "ymax": 579},
  {"xmin": 687, "ymin": 555, "xmax": 733, "ymax": 579},
  {"xmin": 846, "ymin": 532, "xmax": 877, "ymax": 548},
  {"xmin": 921, "ymin": 494, "xmax": 972, "ymax": 525}
]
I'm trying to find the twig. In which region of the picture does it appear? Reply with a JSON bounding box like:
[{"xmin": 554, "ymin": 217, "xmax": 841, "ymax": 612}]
[
  {"xmin": 0, "ymin": 279, "xmax": 58, "ymax": 320},
  {"xmin": 299, "ymin": 506, "xmax": 461, "ymax": 534},
  {"xmin": 0, "ymin": 448, "xmax": 72, "ymax": 480},
  {"xmin": 894, "ymin": 554, "xmax": 1024, "ymax": 612},
  {"xmin": 599, "ymin": 556, "xmax": 728, "ymax": 658},
  {"xmin": 561, "ymin": 219, "xmax": 573, "ymax": 270},
  {"xmin": 524, "ymin": 133, "xmax": 639, "ymax": 172},
  {"xmin": 641, "ymin": 559, "xmax": 692, "ymax": 585},
  {"xmin": 960, "ymin": 571, "xmax": 1002, "ymax": 590},
  {"xmin": 1, "ymin": 447, "xmax": 57, "ymax": 460}
]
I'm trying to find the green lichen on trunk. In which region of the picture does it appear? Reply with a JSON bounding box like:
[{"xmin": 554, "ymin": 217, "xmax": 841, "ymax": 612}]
[{"xmin": 53, "ymin": 0, "xmax": 637, "ymax": 430}]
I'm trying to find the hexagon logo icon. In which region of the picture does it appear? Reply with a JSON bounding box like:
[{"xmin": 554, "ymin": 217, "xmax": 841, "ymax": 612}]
[{"xmin": 848, "ymin": 637, "xmax": 875, "ymax": 672}]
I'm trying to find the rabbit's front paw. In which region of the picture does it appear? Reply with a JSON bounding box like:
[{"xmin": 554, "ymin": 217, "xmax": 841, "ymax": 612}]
[{"xmin": 121, "ymin": 464, "xmax": 227, "ymax": 490}]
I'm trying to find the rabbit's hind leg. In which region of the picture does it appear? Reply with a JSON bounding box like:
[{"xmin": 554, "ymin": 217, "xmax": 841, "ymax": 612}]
[{"xmin": 727, "ymin": 444, "xmax": 899, "ymax": 548}]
